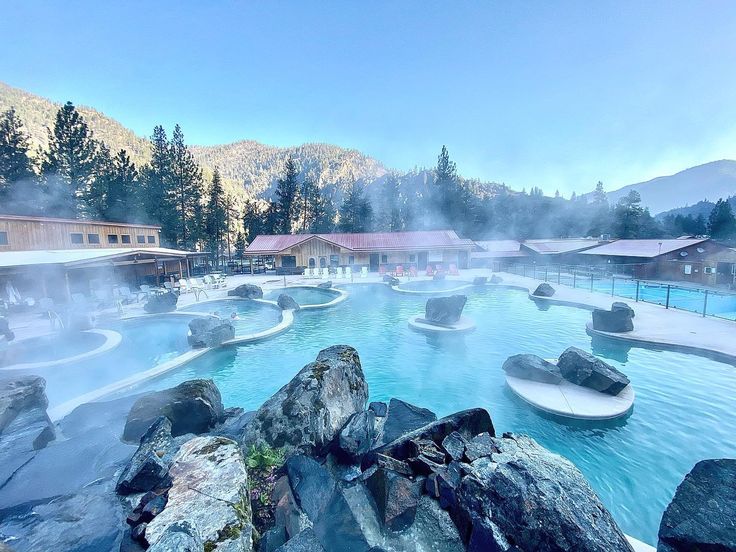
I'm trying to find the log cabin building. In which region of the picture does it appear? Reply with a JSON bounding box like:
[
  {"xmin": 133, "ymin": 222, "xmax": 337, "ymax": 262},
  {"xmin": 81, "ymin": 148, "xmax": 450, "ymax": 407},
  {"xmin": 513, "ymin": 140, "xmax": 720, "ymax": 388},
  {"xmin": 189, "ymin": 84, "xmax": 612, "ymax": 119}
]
[{"xmin": 245, "ymin": 230, "xmax": 476, "ymax": 274}]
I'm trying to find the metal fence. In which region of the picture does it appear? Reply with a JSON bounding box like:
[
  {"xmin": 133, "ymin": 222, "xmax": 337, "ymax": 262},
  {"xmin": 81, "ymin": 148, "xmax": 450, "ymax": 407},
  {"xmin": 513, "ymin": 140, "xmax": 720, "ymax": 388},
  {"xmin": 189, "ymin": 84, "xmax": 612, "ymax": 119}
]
[{"xmin": 502, "ymin": 263, "xmax": 736, "ymax": 322}]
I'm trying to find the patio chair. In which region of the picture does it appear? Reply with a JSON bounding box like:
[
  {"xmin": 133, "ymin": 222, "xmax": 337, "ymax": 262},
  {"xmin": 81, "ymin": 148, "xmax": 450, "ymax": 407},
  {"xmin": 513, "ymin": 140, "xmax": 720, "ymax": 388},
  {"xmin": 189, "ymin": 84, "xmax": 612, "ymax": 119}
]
[
  {"xmin": 178, "ymin": 279, "xmax": 190, "ymax": 293},
  {"xmin": 426, "ymin": 265, "xmax": 435, "ymax": 276},
  {"xmin": 409, "ymin": 266, "xmax": 418, "ymax": 277},
  {"xmin": 361, "ymin": 267, "xmax": 368, "ymax": 278},
  {"xmin": 163, "ymin": 281, "xmax": 173, "ymax": 291},
  {"xmin": 336, "ymin": 267, "xmax": 345, "ymax": 279},
  {"xmin": 116, "ymin": 286, "xmax": 137, "ymax": 304},
  {"xmin": 202, "ymin": 275, "xmax": 215, "ymax": 289},
  {"xmin": 305, "ymin": 267, "xmax": 314, "ymax": 279},
  {"xmin": 449, "ymin": 263, "xmax": 459, "ymax": 276},
  {"xmin": 379, "ymin": 265, "xmax": 387, "ymax": 276},
  {"xmin": 395, "ymin": 265, "xmax": 404, "ymax": 277},
  {"xmin": 321, "ymin": 267, "xmax": 330, "ymax": 279},
  {"xmin": 346, "ymin": 267, "xmax": 353, "ymax": 279},
  {"xmin": 216, "ymin": 274, "xmax": 227, "ymax": 288}
]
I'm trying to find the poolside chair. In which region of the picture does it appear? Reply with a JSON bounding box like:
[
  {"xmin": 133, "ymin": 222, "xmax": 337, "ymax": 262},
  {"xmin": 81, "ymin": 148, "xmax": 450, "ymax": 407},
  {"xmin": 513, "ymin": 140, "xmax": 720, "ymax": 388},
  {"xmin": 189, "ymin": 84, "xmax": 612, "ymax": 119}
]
[
  {"xmin": 361, "ymin": 266, "xmax": 368, "ymax": 278},
  {"xmin": 336, "ymin": 267, "xmax": 345, "ymax": 279},
  {"xmin": 409, "ymin": 266, "xmax": 418, "ymax": 277},
  {"xmin": 449, "ymin": 263, "xmax": 459, "ymax": 276},
  {"xmin": 307, "ymin": 267, "xmax": 315, "ymax": 279},
  {"xmin": 426, "ymin": 265, "xmax": 435, "ymax": 276},
  {"xmin": 321, "ymin": 267, "xmax": 330, "ymax": 279},
  {"xmin": 163, "ymin": 281, "xmax": 173, "ymax": 292},
  {"xmin": 203, "ymin": 275, "xmax": 215, "ymax": 289},
  {"xmin": 345, "ymin": 267, "xmax": 353, "ymax": 279},
  {"xmin": 379, "ymin": 265, "xmax": 387, "ymax": 276},
  {"xmin": 178, "ymin": 279, "xmax": 190, "ymax": 293},
  {"xmin": 395, "ymin": 265, "xmax": 404, "ymax": 277},
  {"xmin": 116, "ymin": 286, "xmax": 136, "ymax": 304}
]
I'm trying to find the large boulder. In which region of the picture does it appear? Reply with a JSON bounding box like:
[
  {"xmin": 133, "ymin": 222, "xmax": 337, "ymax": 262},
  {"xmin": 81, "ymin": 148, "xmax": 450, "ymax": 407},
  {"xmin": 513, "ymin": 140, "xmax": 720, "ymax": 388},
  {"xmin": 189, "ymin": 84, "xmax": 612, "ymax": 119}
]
[
  {"xmin": 116, "ymin": 417, "xmax": 174, "ymax": 495},
  {"xmin": 144, "ymin": 292, "xmax": 178, "ymax": 314},
  {"xmin": 278, "ymin": 294, "xmax": 301, "ymax": 311},
  {"xmin": 145, "ymin": 436, "xmax": 252, "ymax": 552},
  {"xmin": 612, "ymin": 301, "xmax": 635, "ymax": 318},
  {"xmin": 592, "ymin": 304, "xmax": 634, "ymax": 333},
  {"xmin": 424, "ymin": 295, "xmax": 467, "ymax": 326},
  {"xmin": 379, "ymin": 398, "xmax": 437, "ymax": 446},
  {"xmin": 657, "ymin": 458, "xmax": 736, "ymax": 552},
  {"xmin": 502, "ymin": 354, "xmax": 562, "ymax": 384},
  {"xmin": 453, "ymin": 433, "xmax": 633, "ymax": 552},
  {"xmin": 317, "ymin": 281, "xmax": 333, "ymax": 289},
  {"xmin": 472, "ymin": 276, "xmax": 487, "ymax": 286},
  {"xmin": 187, "ymin": 317, "xmax": 235, "ymax": 348},
  {"xmin": 336, "ymin": 410, "xmax": 376, "ymax": 463},
  {"xmin": 274, "ymin": 528, "xmax": 324, "ymax": 551},
  {"xmin": 147, "ymin": 521, "xmax": 203, "ymax": 552},
  {"xmin": 533, "ymin": 283, "xmax": 555, "ymax": 297},
  {"xmin": 0, "ymin": 376, "xmax": 55, "ymax": 487},
  {"xmin": 363, "ymin": 464, "xmax": 423, "ymax": 531},
  {"xmin": 243, "ymin": 345, "xmax": 368, "ymax": 456},
  {"xmin": 383, "ymin": 275, "xmax": 400, "ymax": 286},
  {"xmin": 228, "ymin": 284, "xmax": 263, "ymax": 299},
  {"xmin": 123, "ymin": 380, "xmax": 224, "ymax": 442},
  {"xmin": 557, "ymin": 347, "xmax": 630, "ymax": 395}
]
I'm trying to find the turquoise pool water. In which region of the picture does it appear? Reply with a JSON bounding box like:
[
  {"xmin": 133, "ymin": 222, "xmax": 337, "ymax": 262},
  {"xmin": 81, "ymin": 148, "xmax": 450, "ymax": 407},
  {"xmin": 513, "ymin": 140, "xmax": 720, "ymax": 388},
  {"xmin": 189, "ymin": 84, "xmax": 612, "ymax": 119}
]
[
  {"xmin": 263, "ymin": 286, "xmax": 339, "ymax": 306},
  {"xmin": 180, "ymin": 299, "xmax": 283, "ymax": 335},
  {"xmin": 131, "ymin": 284, "xmax": 736, "ymax": 544},
  {"xmin": 10, "ymin": 317, "xmax": 192, "ymax": 408},
  {"xmin": 396, "ymin": 279, "xmax": 472, "ymax": 292},
  {"xmin": 0, "ymin": 331, "xmax": 106, "ymax": 367}
]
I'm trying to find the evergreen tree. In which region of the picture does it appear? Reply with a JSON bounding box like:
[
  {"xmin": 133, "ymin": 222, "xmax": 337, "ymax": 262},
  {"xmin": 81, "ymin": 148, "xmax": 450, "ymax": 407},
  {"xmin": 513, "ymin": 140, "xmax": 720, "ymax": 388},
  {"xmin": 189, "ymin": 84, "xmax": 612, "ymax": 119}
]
[
  {"xmin": 105, "ymin": 149, "xmax": 139, "ymax": 222},
  {"xmin": 612, "ymin": 190, "xmax": 645, "ymax": 238},
  {"xmin": 141, "ymin": 126, "xmax": 175, "ymax": 243},
  {"xmin": 275, "ymin": 156, "xmax": 300, "ymax": 233},
  {"xmin": 86, "ymin": 143, "xmax": 113, "ymax": 219},
  {"xmin": 42, "ymin": 102, "xmax": 99, "ymax": 217},
  {"xmin": 169, "ymin": 124, "xmax": 203, "ymax": 248},
  {"xmin": 339, "ymin": 182, "xmax": 372, "ymax": 232},
  {"xmin": 0, "ymin": 107, "xmax": 39, "ymax": 214},
  {"xmin": 234, "ymin": 231, "xmax": 246, "ymax": 261},
  {"xmin": 312, "ymin": 186, "xmax": 336, "ymax": 233},
  {"xmin": 587, "ymin": 181, "xmax": 611, "ymax": 237},
  {"xmin": 708, "ymin": 199, "xmax": 736, "ymax": 239},
  {"xmin": 591, "ymin": 181, "xmax": 607, "ymax": 205},
  {"xmin": 377, "ymin": 174, "xmax": 403, "ymax": 231},
  {"xmin": 205, "ymin": 168, "xmax": 227, "ymax": 260},
  {"xmin": 432, "ymin": 145, "xmax": 462, "ymax": 229}
]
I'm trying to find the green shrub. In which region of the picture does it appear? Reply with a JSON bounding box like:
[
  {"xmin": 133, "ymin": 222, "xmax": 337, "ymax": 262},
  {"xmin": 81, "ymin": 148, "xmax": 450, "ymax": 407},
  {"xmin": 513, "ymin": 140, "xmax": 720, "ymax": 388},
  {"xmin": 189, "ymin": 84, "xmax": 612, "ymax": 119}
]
[{"xmin": 246, "ymin": 444, "xmax": 285, "ymax": 470}]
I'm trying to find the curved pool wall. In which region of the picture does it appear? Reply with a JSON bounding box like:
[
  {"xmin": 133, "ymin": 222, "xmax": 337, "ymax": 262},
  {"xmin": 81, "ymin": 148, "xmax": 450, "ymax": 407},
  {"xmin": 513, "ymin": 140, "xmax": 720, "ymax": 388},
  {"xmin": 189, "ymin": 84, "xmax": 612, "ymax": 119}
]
[
  {"xmin": 392, "ymin": 279, "xmax": 474, "ymax": 294},
  {"xmin": 123, "ymin": 283, "xmax": 736, "ymax": 545},
  {"xmin": 263, "ymin": 285, "xmax": 348, "ymax": 309},
  {"xmin": 0, "ymin": 329, "xmax": 122, "ymax": 372}
]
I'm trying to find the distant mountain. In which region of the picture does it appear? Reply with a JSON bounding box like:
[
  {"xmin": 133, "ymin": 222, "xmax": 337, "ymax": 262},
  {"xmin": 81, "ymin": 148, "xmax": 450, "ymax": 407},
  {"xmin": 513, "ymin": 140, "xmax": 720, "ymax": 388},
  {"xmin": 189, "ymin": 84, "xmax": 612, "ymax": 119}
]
[
  {"xmin": 0, "ymin": 81, "xmax": 388, "ymax": 200},
  {"xmin": 583, "ymin": 160, "xmax": 736, "ymax": 214}
]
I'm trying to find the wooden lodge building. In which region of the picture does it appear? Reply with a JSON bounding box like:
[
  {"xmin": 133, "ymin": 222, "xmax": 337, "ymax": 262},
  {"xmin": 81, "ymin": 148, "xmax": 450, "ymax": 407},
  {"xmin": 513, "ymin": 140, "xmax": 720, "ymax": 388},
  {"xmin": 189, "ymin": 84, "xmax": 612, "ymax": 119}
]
[{"xmin": 244, "ymin": 230, "xmax": 476, "ymax": 274}]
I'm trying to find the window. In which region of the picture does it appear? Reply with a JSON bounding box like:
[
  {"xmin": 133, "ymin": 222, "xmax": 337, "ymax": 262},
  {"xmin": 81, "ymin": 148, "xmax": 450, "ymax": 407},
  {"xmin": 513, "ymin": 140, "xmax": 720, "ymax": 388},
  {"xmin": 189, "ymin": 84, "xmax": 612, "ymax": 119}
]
[
  {"xmin": 319, "ymin": 257, "xmax": 327, "ymax": 268},
  {"xmin": 409, "ymin": 254, "xmax": 416, "ymax": 263},
  {"xmin": 136, "ymin": 235, "xmax": 146, "ymax": 244},
  {"xmin": 0, "ymin": 231, "xmax": 7, "ymax": 246},
  {"xmin": 308, "ymin": 258, "xmax": 316, "ymax": 268},
  {"xmin": 684, "ymin": 264, "xmax": 692, "ymax": 275},
  {"xmin": 704, "ymin": 266, "xmax": 715, "ymax": 275},
  {"xmin": 281, "ymin": 255, "xmax": 297, "ymax": 268},
  {"xmin": 381, "ymin": 254, "xmax": 388, "ymax": 264},
  {"xmin": 147, "ymin": 235, "xmax": 156, "ymax": 244},
  {"xmin": 121, "ymin": 234, "xmax": 131, "ymax": 244},
  {"xmin": 87, "ymin": 233, "xmax": 100, "ymax": 244},
  {"xmin": 330, "ymin": 255, "xmax": 339, "ymax": 267},
  {"xmin": 348, "ymin": 255, "xmax": 355, "ymax": 265},
  {"xmin": 70, "ymin": 233, "xmax": 84, "ymax": 244},
  {"xmin": 107, "ymin": 234, "xmax": 119, "ymax": 244}
]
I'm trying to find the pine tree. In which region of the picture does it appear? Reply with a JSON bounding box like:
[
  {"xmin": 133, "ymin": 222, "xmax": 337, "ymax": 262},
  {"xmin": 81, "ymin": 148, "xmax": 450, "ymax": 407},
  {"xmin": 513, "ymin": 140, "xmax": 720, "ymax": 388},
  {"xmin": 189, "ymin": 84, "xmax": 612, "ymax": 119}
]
[
  {"xmin": 105, "ymin": 149, "xmax": 139, "ymax": 222},
  {"xmin": 42, "ymin": 101, "xmax": 98, "ymax": 217},
  {"xmin": 708, "ymin": 199, "xmax": 736, "ymax": 239},
  {"xmin": 339, "ymin": 182, "xmax": 372, "ymax": 232},
  {"xmin": 169, "ymin": 124, "xmax": 203, "ymax": 248},
  {"xmin": 234, "ymin": 231, "xmax": 246, "ymax": 260},
  {"xmin": 0, "ymin": 107, "xmax": 39, "ymax": 214},
  {"xmin": 141, "ymin": 126, "xmax": 175, "ymax": 242},
  {"xmin": 432, "ymin": 145, "xmax": 460, "ymax": 229},
  {"xmin": 377, "ymin": 174, "xmax": 403, "ymax": 231},
  {"xmin": 311, "ymin": 186, "xmax": 336, "ymax": 233},
  {"xmin": 592, "ymin": 181, "xmax": 607, "ymax": 205},
  {"xmin": 275, "ymin": 156, "xmax": 300, "ymax": 234},
  {"xmin": 205, "ymin": 168, "xmax": 227, "ymax": 261},
  {"xmin": 612, "ymin": 190, "xmax": 645, "ymax": 238}
]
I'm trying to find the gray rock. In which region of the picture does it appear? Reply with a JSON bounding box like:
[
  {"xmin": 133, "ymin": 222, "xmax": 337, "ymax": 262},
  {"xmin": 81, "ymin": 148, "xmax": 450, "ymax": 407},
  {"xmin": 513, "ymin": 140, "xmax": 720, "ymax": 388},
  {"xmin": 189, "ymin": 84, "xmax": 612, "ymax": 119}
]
[
  {"xmin": 273, "ymin": 475, "xmax": 313, "ymax": 539},
  {"xmin": 490, "ymin": 275, "xmax": 503, "ymax": 284},
  {"xmin": 286, "ymin": 455, "xmax": 370, "ymax": 551},
  {"xmin": 143, "ymin": 292, "xmax": 178, "ymax": 313},
  {"xmin": 533, "ymin": 283, "xmax": 555, "ymax": 297},
  {"xmin": 337, "ymin": 410, "xmax": 376, "ymax": 463},
  {"xmin": 215, "ymin": 409, "xmax": 255, "ymax": 440},
  {"xmin": 147, "ymin": 521, "xmax": 203, "ymax": 552},
  {"xmin": 452, "ymin": 433, "xmax": 633, "ymax": 552},
  {"xmin": 368, "ymin": 401, "xmax": 387, "ymax": 417},
  {"xmin": 472, "ymin": 276, "xmax": 487, "ymax": 286},
  {"xmin": 557, "ymin": 347, "xmax": 630, "ymax": 395},
  {"xmin": 317, "ymin": 281, "xmax": 333, "ymax": 289},
  {"xmin": 657, "ymin": 458, "xmax": 736, "ymax": 552},
  {"xmin": 363, "ymin": 408, "xmax": 494, "ymax": 471},
  {"xmin": 0, "ymin": 376, "xmax": 55, "ymax": 487},
  {"xmin": 383, "ymin": 275, "xmax": 400, "ymax": 286},
  {"xmin": 187, "ymin": 317, "xmax": 235, "ymax": 348},
  {"xmin": 441, "ymin": 431, "xmax": 468, "ymax": 461},
  {"xmin": 274, "ymin": 528, "xmax": 325, "ymax": 551},
  {"xmin": 243, "ymin": 345, "xmax": 368, "ymax": 456},
  {"xmin": 424, "ymin": 295, "xmax": 467, "ymax": 326},
  {"xmin": 260, "ymin": 526, "xmax": 288, "ymax": 552},
  {"xmin": 116, "ymin": 417, "xmax": 174, "ymax": 494},
  {"xmin": 379, "ymin": 398, "xmax": 437, "ymax": 446},
  {"xmin": 612, "ymin": 301, "xmax": 635, "ymax": 318},
  {"xmin": 123, "ymin": 379, "xmax": 224, "ymax": 442},
  {"xmin": 364, "ymin": 466, "xmax": 422, "ymax": 531},
  {"xmin": 145, "ymin": 436, "xmax": 252, "ymax": 552},
  {"xmin": 278, "ymin": 294, "xmax": 301, "ymax": 311},
  {"xmin": 433, "ymin": 273, "xmax": 446, "ymax": 281},
  {"xmin": 228, "ymin": 284, "xmax": 263, "ymax": 299},
  {"xmin": 592, "ymin": 305, "xmax": 634, "ymax": 333},
  {"xmin": 502, "ymin": 354, "xmax": 563, "ymax": 384},
  {"xmin": 463, "ymin": 432, "xmax": 496, "ymax": 462}
]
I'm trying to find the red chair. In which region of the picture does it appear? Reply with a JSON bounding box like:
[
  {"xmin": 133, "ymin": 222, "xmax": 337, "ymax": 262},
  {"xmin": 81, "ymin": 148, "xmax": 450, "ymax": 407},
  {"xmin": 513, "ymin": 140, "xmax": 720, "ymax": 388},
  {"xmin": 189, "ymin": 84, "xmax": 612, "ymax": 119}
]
[
  {"xmin": 379, "ymin": 265, "xmax": 387, "ymax": 276},
  {"xmin": 395, "ymin": 265, "xmax": 404, "ymax": 277},
  {"xmin": 426, "ymin": 265, "xmax": 435, "ymax": 276},
  {"xmin": 449, "ymin": 263, "xmax": 459, "ymax": 276},
  {"xmin": 409, "ymin": 266, "xmax": 418, "ymax": 277}
]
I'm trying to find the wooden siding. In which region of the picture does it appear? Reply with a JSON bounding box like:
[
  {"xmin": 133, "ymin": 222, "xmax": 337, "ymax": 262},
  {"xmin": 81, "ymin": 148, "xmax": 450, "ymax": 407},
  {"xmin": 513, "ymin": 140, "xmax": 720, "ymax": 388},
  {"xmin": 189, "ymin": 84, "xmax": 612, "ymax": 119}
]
[{"xmin": 0, "ymin": 217, "xmax": 160, "ymax": 251}]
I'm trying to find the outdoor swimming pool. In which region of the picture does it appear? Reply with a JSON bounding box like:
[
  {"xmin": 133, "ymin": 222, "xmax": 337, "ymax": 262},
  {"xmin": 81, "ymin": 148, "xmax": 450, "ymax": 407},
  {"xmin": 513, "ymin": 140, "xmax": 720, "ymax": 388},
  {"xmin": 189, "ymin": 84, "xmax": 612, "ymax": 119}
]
[
  {"xmin": 263, "ymin": 286, "xmax": 339, "ymax": 306},
  {"xmin": 132, "ymin": 283, "xmax": 736, "ymax": 545},
  {"xmin": 0, "ymin": 330, "xmax": 107, "ymax": 368},
  {"xmin": 179, "ymin": 299, "xmax": 283, "ymax": 335},
  {"xmin": 395, "ymin": 279, "xmax": 472, "ymax": 292}
]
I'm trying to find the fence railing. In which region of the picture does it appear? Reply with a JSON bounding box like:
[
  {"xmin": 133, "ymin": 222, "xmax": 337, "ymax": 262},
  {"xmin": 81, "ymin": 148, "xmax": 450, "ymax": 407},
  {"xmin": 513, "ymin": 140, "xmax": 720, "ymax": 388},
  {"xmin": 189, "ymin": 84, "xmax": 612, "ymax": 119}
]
[{"xmin": 501, "ymin": 263, "xmax": 736, "ymax": 322}]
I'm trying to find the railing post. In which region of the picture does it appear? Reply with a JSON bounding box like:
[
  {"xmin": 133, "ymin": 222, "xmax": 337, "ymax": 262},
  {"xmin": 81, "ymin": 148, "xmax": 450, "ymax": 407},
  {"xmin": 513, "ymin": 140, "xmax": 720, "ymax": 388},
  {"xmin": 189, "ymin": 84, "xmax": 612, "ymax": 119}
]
[
  {"xmin": 557, "ymin": 265, "xmax": 561, "ymax": 285},
  {"xmin": 611, "ymin": 275, "xmax": 615, "ymax": 296},
  {"xmin": 533, "ymin": 265, "xmax": 537, "ymax": 280},
  {"xmin": 636, "ymin": 280, "xmax": 640, "ymax": 302},
  {"xmin": 544, "ymin": 267, "xmax": 548, "ymax": 282},
  {"xmin": 590, "ymin": 273, "xmax": 594, "ymax": 292},
  {"xmin": 573, "ymin": 271, "xmax": 577, "ymax": 288},
  {"xmin": 523, "ymin": 265, "xmax": 526, "ymax": 278},
  {"xmin": 703, "ymin": 290, "xmax": 709, "ymax": 317},
  {"xmin": 665, "ymin": 285, "xmax": 671, "ymax": 309}
]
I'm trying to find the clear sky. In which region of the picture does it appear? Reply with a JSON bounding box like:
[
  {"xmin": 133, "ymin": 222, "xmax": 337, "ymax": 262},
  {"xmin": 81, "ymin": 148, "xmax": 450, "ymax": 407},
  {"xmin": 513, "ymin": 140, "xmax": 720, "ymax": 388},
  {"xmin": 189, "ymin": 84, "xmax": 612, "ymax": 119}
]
[{"xmin": 2, "ymin": 1, "xmax": 736, "ymax": 195}]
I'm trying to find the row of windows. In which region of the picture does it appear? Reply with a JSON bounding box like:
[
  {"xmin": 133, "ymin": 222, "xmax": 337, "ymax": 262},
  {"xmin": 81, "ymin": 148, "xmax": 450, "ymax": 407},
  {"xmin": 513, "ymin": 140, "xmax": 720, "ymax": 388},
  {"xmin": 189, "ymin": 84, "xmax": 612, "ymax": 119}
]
[
  {"xmin": 70, "ymin": 233, "xmax": 156, "ymax": 245},
  {"xmin": 304, "ymin": 255, "xmax": 358, "ymax": 268}
]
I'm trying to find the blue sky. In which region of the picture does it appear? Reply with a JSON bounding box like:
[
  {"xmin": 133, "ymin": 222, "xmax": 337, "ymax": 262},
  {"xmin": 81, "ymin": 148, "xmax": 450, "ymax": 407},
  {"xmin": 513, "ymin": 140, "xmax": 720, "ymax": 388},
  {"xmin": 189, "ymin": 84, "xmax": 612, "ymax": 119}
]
[{"xmin": 2, "ymin": 1, "xmax": 736, "ymax": 195}]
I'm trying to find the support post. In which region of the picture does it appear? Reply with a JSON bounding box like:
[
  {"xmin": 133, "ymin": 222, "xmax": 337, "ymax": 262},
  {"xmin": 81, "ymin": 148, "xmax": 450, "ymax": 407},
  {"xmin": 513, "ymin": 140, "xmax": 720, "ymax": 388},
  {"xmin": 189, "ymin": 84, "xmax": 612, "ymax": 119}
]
[
  {"xmin": 590, "ymin": 273, "xmax": 594, "ymax": 292},
  {"xmin": 665, "ymin": 285, "xmax": 671, "ymax": 309},
  {"xmin": 611, "ymin": 275, "xmax": 615, "ymax": 296},
  {"xmin": 557, "ymin": 265, "xmax": 561, "ymax": 285},
  {"xmin": 636, "ymin": 280, "xmax": 640, "ymax": 302},
  {"xmin": 573, "ymin": 271, "xmax": 576, "ymax": 288},
  {"xmin": 703, "ymin": 290, "xmax": 709, "ymax": 317},
  {"xmin": 64, "ymin": 271, "xmax": 72, "ymax": 302}
]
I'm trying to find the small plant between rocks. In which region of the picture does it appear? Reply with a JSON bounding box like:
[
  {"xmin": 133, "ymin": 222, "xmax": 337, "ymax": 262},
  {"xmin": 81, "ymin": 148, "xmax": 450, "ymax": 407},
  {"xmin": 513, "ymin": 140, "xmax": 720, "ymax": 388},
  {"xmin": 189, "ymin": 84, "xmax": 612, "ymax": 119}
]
[{"xmin": 246, "ymin": 444, "xmax": 285, "ymax": 535}]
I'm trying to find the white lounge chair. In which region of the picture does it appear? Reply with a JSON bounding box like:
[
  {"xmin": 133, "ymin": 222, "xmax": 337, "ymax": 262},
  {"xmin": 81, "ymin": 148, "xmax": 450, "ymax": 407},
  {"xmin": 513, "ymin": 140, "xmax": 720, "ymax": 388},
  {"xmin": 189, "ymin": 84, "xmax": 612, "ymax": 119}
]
[
  {"xmin": 361, "ymin": 266, "xmax": 368, "ymax": 278},
  {"xmin": 345, "ymin": 267, "xmax": 353, "ymax": 279},
  {"xmin": 305, "ymin": 267, "xmax": 313, "ymax": 279},
  {"xmin": 178, "ymin": 279, "xmax": 190, "ymax": 293},
  {"xmin": 336, "ymin": 267, "xmax": 345, "ymax": 279},
  {"xmin": 203, "ymin": 275, "xmax": 215, "ymax": 289},
  {"xmin": 216, "ymin": 274, "xmax": 227, "ymax": 287}
]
